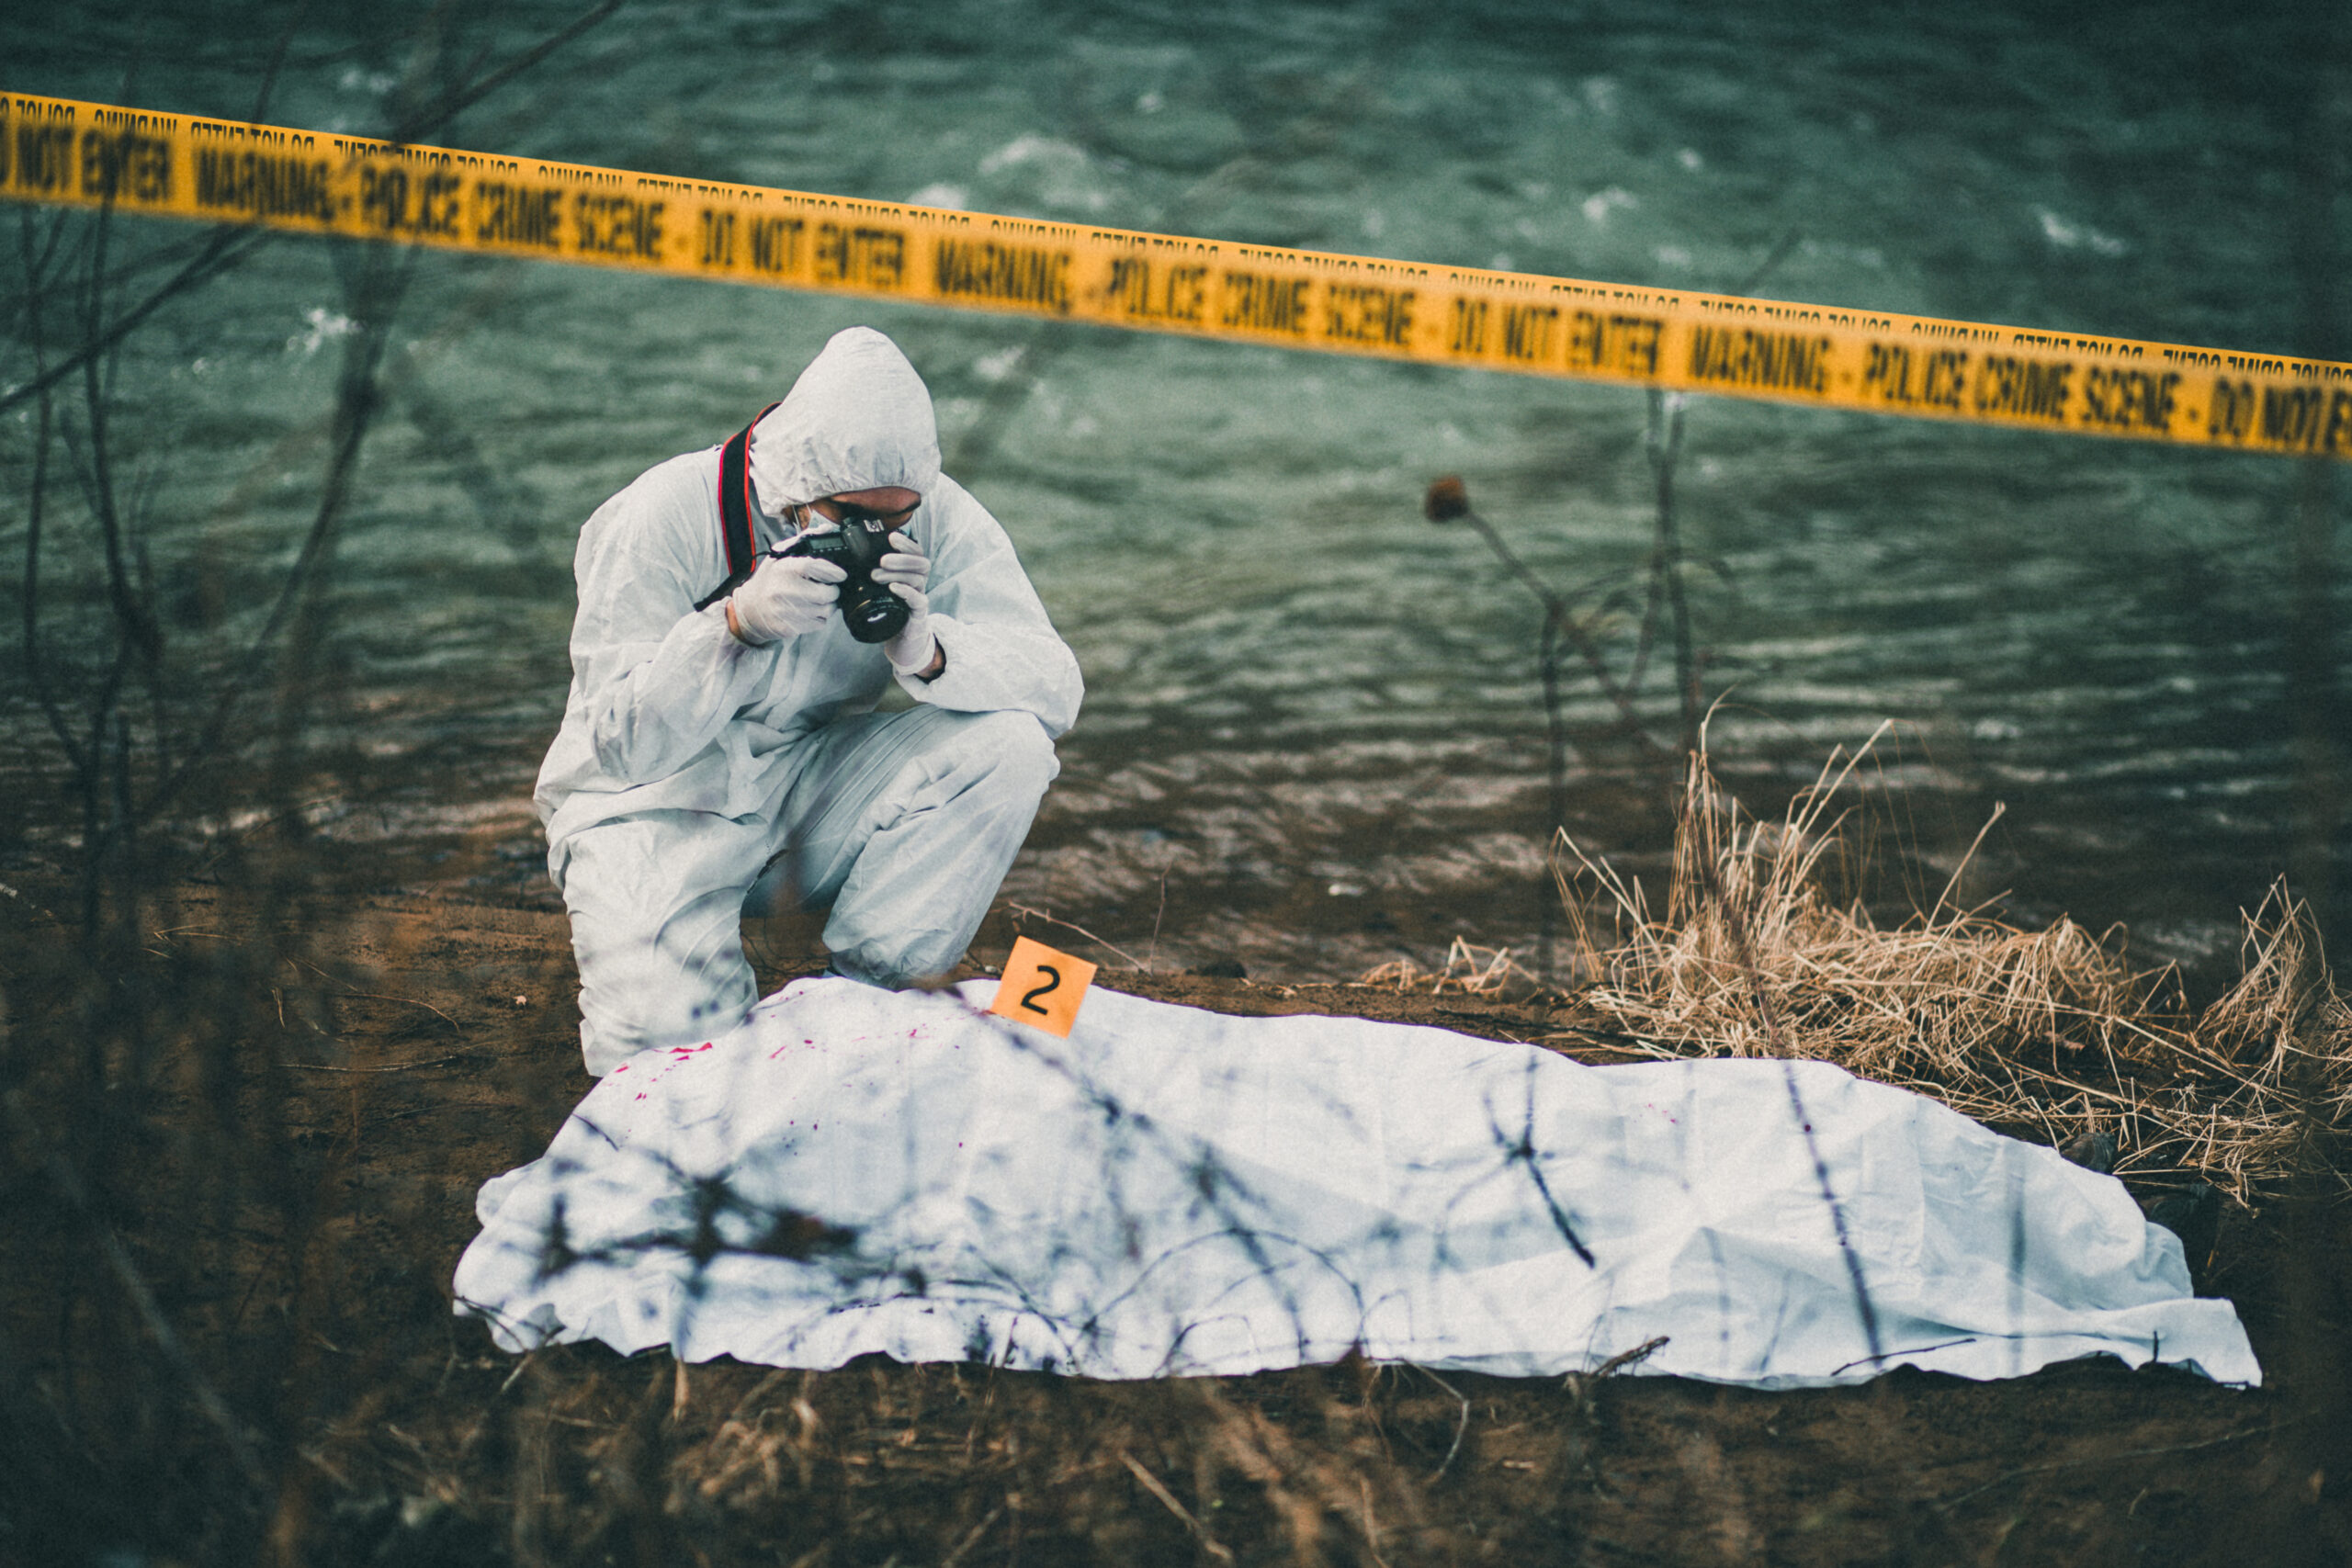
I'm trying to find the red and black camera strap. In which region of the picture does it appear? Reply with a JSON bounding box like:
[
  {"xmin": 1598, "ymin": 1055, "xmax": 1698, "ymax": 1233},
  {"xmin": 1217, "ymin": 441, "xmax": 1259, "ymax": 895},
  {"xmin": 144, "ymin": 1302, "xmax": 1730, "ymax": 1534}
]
[{"xmin": 692, "ymin": 400, "xmax": 782, "ymax": 612}]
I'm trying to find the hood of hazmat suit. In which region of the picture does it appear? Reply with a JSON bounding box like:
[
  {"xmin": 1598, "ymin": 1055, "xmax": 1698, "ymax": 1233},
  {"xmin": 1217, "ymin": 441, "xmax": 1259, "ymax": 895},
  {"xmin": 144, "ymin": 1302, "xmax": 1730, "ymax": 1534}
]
[{"xmin": 748, "ymin": 326, "xmax": 943, "ymax": 509}]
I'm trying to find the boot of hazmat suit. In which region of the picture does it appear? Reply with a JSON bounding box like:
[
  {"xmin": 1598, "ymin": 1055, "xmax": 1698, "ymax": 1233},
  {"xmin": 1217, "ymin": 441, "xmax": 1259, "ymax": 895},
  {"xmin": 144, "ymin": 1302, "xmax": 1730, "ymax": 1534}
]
[{"xmin": 535, "ymin": 327, "xmax": 1081, "ymax": 1076}]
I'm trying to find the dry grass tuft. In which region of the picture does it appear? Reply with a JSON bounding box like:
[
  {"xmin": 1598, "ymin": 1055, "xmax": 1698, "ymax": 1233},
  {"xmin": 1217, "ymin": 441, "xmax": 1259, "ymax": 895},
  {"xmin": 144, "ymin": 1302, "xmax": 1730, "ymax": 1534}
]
[
  {"xmin": 360, "ymin": 1352, "xmax": 1576, "ymax": 1565},
  {"xmin": 1543, "ymin": 745, "xmax": 2349, "ymax": 1204},
  {"xmin": 1358, "ymin": 937, "xmax": 1540, "ymax": 998}
]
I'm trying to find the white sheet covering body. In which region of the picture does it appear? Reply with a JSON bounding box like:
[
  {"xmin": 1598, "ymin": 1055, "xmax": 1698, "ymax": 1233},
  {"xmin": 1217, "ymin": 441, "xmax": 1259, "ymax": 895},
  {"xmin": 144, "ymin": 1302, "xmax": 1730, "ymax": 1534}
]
[{"xmin": 454, "ymin": 979, "xmax": 2259, "ymax": 1390}]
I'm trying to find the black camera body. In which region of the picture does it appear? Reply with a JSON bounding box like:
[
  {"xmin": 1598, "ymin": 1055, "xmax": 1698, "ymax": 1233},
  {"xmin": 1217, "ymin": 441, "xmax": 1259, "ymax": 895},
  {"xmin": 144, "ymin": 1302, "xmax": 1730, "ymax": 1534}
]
[{"xmin": 777, "ymin": 515, "xmax": 908, "ymax": 644}]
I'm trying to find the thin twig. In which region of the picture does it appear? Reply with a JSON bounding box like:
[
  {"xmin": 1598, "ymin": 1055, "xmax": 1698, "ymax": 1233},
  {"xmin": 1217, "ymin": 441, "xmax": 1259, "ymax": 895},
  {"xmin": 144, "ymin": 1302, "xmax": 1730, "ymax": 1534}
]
[
  {"xmin": 1147, "ymin": 856, "xmax": 1171, "ymax": 973},
  {"xmin": 1928, "ymin": 802, "xmax": 2007, "ymax": 925},
  {"xmin": 285, "ymin": 957, "xmax": 465, "ymax": 1032},
  {"xmin": 940, "ymin": 1505, "xmax": 1006, "ymax": 1568},
  {"xmin": 0, "ymin": 227, "xmax": 272, "ymax": 421},
  {"xmin": 382, "ymin": 0, "xmax": 623, "ymax": 147},
  {"xmin": 1932, "ymin": 1417, "xmax": 2300, "ymax": 1512},
  {"xmin": 1002, "ymin": 903, "xmax": 1148, "ymax": 970},
  {"xmin": 6, "ymin": 1094, "xmax": 275, "ymax": 1499},
  {"xmin": 0, "ymin": 0, "xmax": 625, "ymax": 412},
  {"xmin": 1407, "ymin": 1362, "xmax": 1473, "ymax": 1478},
  {"xmin": 1120, "ymin": 1451, "xmax": 1235, "ymax": 1562},
  {"xmin": 1728, "ymin": 227, "xmax": 1803, "ymax": 298},
  {"xmin": 1589, "ymin": 1335, "xmax": 1669, "ymax": 1379},
  {"xmin": 338, "ymin": 992, "xmax": 463, "ymax": 1031}
]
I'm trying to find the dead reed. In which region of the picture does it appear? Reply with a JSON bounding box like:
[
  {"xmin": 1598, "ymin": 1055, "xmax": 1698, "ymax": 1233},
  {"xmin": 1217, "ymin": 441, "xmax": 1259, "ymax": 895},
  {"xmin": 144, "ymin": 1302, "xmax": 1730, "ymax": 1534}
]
[
  {"xmin": 1541, "ymin": 744, "xmax": 2352, "ymax": 1203},
  {"xmin": 1357, "ymin": 937, "xmax": 1542, "ymax": 998},
  {"xmin": 340, "ymin": 1350, "xmax": 1592, "ymax": 1565}
]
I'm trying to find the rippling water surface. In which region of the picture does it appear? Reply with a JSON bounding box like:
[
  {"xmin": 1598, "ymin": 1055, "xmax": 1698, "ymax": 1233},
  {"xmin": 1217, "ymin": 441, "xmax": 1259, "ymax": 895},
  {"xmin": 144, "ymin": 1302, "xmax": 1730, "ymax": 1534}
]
[{"xmin": 4, "ymin": 1, "xmax": 2345, "ymax": 987}]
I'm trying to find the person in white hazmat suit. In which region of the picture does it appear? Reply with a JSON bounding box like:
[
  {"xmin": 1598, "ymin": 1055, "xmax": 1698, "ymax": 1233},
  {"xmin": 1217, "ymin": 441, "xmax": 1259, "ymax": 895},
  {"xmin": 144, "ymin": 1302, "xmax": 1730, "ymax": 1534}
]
[{"xmin": 536, "ymin": 327, "xmax": 1081, "ymax": 1076}]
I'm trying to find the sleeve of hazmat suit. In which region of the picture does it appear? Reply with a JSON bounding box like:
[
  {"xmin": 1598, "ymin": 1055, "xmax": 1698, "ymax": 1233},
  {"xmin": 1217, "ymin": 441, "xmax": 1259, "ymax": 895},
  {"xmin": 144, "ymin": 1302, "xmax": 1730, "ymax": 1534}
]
[
  {"xmin": 898, "ymin": 476, "xmax": 1081, "ymax": 737},
  {"xmin": 534, "ymin": 450, "xmax": 794, "ymax": 840},
  {"xmin": 574, "ymin": 460, "xmax": 776, "ymax": 787}
]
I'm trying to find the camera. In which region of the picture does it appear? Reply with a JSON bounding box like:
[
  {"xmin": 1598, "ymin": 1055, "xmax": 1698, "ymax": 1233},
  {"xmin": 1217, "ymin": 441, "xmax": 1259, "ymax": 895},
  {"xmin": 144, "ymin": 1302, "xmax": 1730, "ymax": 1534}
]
[{"xmin": 776, "ymin": 513, "xmax": 909, "ymax": 644}]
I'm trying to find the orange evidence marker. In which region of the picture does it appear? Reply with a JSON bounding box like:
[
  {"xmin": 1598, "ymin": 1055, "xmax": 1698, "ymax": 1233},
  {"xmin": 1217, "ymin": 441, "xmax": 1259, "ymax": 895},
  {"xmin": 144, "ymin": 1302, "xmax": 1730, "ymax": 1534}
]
[{"xmin": 988, "ymin": 937, "xmax": 1097, "ymax": 1037}]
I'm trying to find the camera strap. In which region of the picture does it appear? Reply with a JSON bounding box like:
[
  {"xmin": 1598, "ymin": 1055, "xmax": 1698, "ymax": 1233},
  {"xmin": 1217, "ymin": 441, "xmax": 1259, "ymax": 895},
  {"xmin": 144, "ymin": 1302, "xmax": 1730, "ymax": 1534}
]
[{"xmin": 692, "ymin": 400, "xmax": 782, "ymax": 612}]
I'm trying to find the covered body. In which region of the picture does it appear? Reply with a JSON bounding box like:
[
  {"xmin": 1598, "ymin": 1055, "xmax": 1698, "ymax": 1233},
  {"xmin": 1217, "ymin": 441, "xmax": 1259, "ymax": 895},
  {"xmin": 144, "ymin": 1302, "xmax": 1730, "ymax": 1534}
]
[{"xmin": 456, "ymin": 978, "xmax": 2261, "ymax": 1389}]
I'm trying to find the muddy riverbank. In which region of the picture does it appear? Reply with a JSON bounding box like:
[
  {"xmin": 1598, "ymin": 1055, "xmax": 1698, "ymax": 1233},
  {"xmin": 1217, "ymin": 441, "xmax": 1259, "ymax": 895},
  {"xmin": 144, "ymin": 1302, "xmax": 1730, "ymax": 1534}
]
[{"xmin": 1, "ymin": 823, "xmax": 2345, "ymax": 1565}]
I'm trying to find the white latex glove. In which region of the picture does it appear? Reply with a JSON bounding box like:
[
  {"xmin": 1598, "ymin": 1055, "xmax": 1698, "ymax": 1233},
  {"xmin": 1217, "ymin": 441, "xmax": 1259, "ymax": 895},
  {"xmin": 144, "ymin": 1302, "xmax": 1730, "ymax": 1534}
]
[
  {"xmin": 876, "ymin": 530, "xmax": 939, "ymax": 675},
  {"xmin": 729, "ymin": 552, "xmax": 845, "ymax": 645}
]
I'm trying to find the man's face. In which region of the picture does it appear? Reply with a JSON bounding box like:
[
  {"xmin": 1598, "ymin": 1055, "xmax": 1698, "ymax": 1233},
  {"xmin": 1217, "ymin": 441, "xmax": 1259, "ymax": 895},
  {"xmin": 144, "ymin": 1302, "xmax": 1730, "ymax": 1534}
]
[{"xmin": 807, "ymin": 485, "xmax": 920, "ymax": 532}]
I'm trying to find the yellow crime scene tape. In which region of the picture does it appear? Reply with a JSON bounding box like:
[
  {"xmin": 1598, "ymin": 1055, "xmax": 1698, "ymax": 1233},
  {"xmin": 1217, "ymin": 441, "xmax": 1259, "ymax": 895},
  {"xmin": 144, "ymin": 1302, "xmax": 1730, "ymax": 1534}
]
[{"xmin": 7, "ymin": 90, "xmax": 2352, "ymax": 460}]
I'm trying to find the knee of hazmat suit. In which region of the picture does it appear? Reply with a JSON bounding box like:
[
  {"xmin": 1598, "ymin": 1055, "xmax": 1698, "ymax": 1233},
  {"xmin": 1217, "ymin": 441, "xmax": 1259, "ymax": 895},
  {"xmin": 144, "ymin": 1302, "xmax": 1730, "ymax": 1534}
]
[{"xmin": 534, "ymin": 325, "xmax": 1084, "ymax": 1074}]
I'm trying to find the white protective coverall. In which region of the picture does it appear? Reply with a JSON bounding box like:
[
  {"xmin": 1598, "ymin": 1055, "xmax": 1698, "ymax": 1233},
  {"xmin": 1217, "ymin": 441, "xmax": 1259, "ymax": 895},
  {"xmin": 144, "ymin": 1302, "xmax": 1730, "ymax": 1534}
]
[{"xmin": 536, "ymin": 327, "xmax": 1082, "ymax": 1076}]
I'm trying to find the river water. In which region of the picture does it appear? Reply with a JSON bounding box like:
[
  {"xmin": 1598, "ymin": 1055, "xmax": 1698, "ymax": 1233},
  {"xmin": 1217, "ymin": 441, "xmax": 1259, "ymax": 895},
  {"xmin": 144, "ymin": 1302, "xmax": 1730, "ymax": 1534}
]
[{"xmin": 4, "ymin": 1, "xmax": 2344, "ymax": 989}]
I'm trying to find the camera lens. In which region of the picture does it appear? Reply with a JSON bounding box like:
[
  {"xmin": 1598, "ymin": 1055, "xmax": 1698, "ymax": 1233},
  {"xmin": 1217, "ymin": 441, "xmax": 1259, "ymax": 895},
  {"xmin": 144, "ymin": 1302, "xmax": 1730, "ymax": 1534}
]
[{"xmin": 842, "ymin": 586, "xmax": 908, "ymax": 643}]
